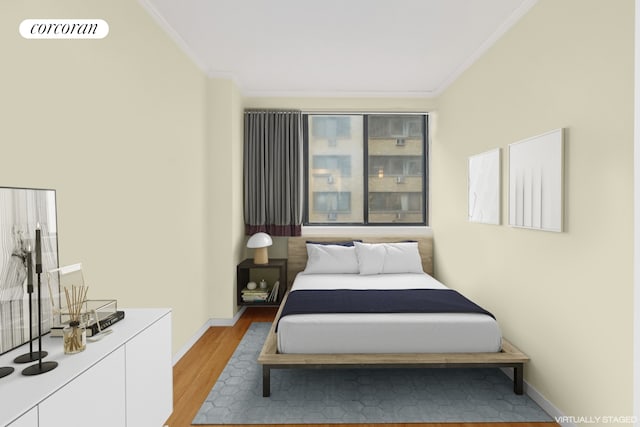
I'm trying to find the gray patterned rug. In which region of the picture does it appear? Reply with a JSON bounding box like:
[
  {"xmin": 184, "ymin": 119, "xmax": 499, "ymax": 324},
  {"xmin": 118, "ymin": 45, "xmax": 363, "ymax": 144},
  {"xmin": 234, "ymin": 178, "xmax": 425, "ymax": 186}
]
[{"xmin": 193, "ymin": 322, "xmax": 551, "ymax": 424}]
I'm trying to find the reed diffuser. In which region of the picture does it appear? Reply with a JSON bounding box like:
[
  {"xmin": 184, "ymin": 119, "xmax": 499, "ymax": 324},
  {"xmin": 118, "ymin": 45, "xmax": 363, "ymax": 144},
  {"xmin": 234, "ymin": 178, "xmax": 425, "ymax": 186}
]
[{"xmin": 63, "ymin": 285, "xmax": 88, "ymax": 354}]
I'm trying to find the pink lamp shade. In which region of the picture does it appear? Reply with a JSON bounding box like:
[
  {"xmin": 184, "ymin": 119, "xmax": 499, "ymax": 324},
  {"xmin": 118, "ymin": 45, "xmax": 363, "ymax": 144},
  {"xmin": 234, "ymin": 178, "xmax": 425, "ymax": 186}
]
[{"xmin": 247, "ymin": 232, "xmax": 273, "ymax": 264}]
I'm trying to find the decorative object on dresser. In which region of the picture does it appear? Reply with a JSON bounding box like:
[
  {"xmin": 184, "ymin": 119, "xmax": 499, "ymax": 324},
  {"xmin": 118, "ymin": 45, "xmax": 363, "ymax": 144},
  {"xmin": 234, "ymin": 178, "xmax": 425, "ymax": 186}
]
[
  {"xmin": 62, "ymin": 285, "xmax": 88, "ymax": 354},
  {"xmin": 21, "ymin": 224, "xmax": 58, "ymax": 376},
  {"xmin": 246, "ymin": 232, "xmax": 273, "ymax": 264},
  {"xmin": 0, "ymin": 187, "xmax": 59, "ymax": 355},
  {"xmin": 237, "ymin": 258, "xmax": 286, "ymax": 306},
  {"xmin": 0, "ymin": 366, "xmax": 12, "ymax": 379},
  {"xmin": 13, "ymin": 245, "xmax": 48, "ymax": 364},
  {"xmin": 46, "ymin": 265, "xmax": 124, "ymax": 340},
  {"xmin": 85, "ymin": 310, "xmax": 123, "ymax": 341}
]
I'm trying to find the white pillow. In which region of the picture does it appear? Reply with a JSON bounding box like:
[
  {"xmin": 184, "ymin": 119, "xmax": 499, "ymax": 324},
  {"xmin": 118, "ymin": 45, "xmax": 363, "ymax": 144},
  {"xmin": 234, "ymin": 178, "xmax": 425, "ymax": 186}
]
[
  {"xmin": 354, "ymin": 241, "xmax": 424, "ymax": 275},
  {"xmin": 354, "ymin": 242, "xmax": 386, "ymax": 275},
  {"xmin": 382, "ymin": 242, "xmax": 424, "ymax": 274},
  {"xmin": 303, "ymin": 244, "xmax": 359, "ymax": 274}
]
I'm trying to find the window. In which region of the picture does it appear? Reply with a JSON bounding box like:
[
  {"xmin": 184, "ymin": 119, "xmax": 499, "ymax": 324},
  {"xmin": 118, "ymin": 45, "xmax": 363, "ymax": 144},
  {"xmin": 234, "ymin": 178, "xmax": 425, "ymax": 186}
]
[
  {"xmin": 368, "ymin": 156, "xmax": 423, "ymax": 177},
  {"xmin": 312, "ymin": 192, "xmax": 351, "ymax": 213},
  {"xmin": 304, "ymin": 113, "xmax": 428, "ymax": 225},
  {"xmin": 313, "ymin": 155, "xmax": 351, "ymax": 176},
  {"xmin": 311, "ymin": 116, "xmax": 352, "ymax": 146}
]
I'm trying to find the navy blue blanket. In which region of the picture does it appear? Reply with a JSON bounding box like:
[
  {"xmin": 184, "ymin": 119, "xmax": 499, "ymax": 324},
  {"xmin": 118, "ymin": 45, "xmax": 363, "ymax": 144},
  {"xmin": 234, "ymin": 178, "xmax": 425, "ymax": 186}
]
[{"xmin": 277, "ymin": 289, "xmax": 495, "ymax": 332}]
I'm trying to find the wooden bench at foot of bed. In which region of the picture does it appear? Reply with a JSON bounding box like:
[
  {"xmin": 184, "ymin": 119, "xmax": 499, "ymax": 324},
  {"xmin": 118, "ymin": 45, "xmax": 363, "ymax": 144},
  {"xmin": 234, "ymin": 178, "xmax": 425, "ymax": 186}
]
[{"xmin": 257, "ymin": 298, "xmax": 529, "ymax": 397}]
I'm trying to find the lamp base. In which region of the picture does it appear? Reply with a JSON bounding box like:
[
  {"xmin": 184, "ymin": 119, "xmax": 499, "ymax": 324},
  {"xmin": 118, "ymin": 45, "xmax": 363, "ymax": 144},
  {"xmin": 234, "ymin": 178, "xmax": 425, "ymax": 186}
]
[
  {"xmin": 0, "ymin": 366, "xmax": 14, "ymax": 379},
  {"xmin": 253, "ymin": 247, "xmax": 269, "ymax": 264},
  {"xmin": 14, "ymin": 351, "xmax": 48, "ymax": 364},
  {"xmin": 22, "ymin": 361, "xmax": 58, "ymax": 376}
]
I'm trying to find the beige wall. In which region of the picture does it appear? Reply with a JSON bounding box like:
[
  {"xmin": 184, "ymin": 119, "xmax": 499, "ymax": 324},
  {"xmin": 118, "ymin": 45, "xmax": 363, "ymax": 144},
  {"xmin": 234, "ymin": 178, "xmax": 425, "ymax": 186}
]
[
  {"xmin": 432, "ymin": 0, "xmax": 634, "ymax": 419},
  {"xmin": 0, "ymin": 0, "xmax": 213, "ymax": 356},
  {"xmin": 206, "ymin": 78, "xmax": 245, "ymax": 320}
]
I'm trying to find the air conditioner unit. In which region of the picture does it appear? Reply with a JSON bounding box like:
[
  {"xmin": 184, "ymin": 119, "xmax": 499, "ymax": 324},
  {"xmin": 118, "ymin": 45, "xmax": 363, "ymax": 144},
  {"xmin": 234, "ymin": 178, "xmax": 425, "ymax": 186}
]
[
  {"xmin": 396, "ymin": 176, "xmax": 406, "ymax": 184},
  {"xmin": 395, "ymin": 138, "xmax": 406, "ymax": 147},
  {"xmin": 327, "ymin": 175, "xmax": 334, "ymax": 184},
  {"xmin": 327, "ymin": 212, "xmax": 337, "ymax": 221}
]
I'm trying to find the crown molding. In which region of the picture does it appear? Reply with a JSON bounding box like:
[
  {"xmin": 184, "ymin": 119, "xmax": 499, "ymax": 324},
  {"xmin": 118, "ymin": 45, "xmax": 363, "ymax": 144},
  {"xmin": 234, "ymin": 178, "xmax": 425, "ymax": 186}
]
[
  {"xmin": 241, "ymin": 89, "xmax": 437, "ymax": 99},
  {"xmin": 208, "ymin": 69, "xmax": 436, "ymax": 98},
  {"xmin": 206, "ymin": 70, "xmax": 246, "ymax": 92},
  {"xmin": 432, "ymin": 0, "xmax": 539, "ymax": 97},
  {"xmin": 137, "ymin": 0, "xmax": 210, "ymax": 76}
]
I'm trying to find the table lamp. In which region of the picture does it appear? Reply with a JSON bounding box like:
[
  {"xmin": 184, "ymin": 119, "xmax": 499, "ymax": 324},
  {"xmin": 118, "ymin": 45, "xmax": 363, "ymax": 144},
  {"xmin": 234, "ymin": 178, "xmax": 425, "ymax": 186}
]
[{"xmin": 247, "ymin": 232, "xmax": 272, "ymax": 264}]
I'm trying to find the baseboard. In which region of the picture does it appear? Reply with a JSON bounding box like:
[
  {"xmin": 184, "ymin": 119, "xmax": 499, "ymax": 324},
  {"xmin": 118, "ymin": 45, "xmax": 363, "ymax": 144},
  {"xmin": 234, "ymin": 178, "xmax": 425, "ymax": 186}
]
[
  {"xmin": 172, "ymin": 306, "xmax": 247, "ymax": 366},
  {"xmin": 500, "ymin": 367, "xmax": 574, "ymax": 427},
  {"xmin": 172, "ymin": 320, "xmax": 210, "ymax": 366},
  {"xmin": 209, "ymin": 306, "xmax": 247, "ymax": 327}
]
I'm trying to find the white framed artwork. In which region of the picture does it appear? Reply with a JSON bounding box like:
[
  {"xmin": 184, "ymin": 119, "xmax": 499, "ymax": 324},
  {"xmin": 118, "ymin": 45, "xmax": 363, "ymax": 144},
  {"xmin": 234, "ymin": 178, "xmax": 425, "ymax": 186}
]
[
  {"xmin": 468, "ymin": 148, "xmax": 501, "ymax": 225},
  {"xmin": 508, "ymin": 128, "xmax": 564, "ymax": 232}
]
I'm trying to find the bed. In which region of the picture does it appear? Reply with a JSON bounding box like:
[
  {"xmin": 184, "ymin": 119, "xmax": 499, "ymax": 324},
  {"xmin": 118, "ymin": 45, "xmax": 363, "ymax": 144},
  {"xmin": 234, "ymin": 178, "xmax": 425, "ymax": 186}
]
[{"xmin": 258, "ymin": 236, "xmax": 528, "ymax": 397}]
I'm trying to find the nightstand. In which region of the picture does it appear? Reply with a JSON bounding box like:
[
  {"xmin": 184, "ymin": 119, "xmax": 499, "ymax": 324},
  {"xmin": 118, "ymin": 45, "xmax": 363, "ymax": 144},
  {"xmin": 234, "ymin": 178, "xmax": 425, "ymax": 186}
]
[{"xmin": 236, "ymin": 258, "xmax": 287, "ymax": 306}]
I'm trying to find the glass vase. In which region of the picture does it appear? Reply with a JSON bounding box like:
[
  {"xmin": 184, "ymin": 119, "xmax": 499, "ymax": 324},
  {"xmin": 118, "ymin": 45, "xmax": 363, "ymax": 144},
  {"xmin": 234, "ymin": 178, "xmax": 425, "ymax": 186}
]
[{"xmin": 63, "ymin": 321, "xmax": 86, "ymax": 354}]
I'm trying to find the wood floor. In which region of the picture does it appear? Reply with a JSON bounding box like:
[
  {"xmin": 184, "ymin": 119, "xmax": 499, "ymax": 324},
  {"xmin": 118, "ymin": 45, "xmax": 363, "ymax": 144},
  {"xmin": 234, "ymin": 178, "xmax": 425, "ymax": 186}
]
[{"xmin": 164, "ymin": 307, "xmax": 558, "ymax": 427}]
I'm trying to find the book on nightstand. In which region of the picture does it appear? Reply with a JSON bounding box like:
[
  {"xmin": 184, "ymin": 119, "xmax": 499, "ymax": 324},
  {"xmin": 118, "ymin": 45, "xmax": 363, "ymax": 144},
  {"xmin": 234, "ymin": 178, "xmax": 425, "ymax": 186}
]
[
  {"xmin": 267, "ymin": 281, "xmax": 280, "ymax": 302},
  {"xmin": 241, "ymin": 281, "xmax": 280, "ymax": 303},
  {"xmin": 241, "ymin": 287, "xmax": 271, "ymax": 302}
]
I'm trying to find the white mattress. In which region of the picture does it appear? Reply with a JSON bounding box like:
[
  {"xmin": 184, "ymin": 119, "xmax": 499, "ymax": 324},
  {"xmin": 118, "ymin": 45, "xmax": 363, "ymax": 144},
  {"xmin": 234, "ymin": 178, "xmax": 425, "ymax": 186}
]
[{"xmin": 277, "ymin": 273, "xmax": 502, "ymax": 354}]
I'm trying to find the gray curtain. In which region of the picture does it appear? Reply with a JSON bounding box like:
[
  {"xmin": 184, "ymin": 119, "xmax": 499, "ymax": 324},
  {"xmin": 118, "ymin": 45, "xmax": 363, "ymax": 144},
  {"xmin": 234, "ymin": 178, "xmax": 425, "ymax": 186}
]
[{"xmin": 244, "ymin": 109, "xmax": 303, "ymax": 236}]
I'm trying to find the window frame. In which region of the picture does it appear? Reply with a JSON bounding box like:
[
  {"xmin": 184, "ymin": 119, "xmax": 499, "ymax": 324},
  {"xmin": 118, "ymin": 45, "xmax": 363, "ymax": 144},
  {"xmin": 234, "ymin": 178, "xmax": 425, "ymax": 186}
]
[{"xmin": 303, "ymin": 112, "xmax": 429, "ymax": 227}]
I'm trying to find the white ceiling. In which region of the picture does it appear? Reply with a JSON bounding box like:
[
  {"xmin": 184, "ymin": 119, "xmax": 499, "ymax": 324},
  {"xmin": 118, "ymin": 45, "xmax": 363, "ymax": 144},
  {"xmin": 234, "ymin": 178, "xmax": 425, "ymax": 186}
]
[{"xmin": 141, "ymin": 0, "xmax": 537, "ymax": 98}]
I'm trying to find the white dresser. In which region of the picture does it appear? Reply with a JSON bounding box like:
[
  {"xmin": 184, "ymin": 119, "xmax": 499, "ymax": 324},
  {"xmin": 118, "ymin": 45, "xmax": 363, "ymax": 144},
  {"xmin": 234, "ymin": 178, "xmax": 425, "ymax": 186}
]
[{"xmin": 0, "ymin": 308, "xmax": 172, "ymax": 427}]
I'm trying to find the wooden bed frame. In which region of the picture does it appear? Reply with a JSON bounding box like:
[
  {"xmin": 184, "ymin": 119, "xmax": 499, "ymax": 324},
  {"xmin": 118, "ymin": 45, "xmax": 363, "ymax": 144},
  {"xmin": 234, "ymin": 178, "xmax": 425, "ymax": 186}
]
[{"xmin": 258, "ymin": 235, "xmax": 529, "ymax": 397}]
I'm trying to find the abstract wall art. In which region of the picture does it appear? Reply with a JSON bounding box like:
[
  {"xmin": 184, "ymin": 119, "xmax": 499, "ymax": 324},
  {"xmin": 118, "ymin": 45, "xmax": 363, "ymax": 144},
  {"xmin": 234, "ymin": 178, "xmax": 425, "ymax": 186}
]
[
  {"xmin": 508, "ymin": 129, "xmax": 564, "ymax": 232},
  {"xmin": 0, "ymin": 187, "xmax": 59, "ymax": 354},
  {"xmin": 468, "ymin": 148, "xmax": 501, "ymax": 225}
]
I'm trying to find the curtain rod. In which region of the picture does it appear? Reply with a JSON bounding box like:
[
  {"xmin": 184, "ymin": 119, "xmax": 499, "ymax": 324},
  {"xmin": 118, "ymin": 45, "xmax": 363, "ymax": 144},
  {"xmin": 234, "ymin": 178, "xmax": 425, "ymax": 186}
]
[
  {"xmin": 244, "ymin": 109, "xmax": 431, "ymax": 115},
  {"xmin": 301, "ymin": 111, "xmax": 430, "ymax": 115},
  {"xmin": 244, "ymin": 109, "xmax": 301, "ymax": 114}
]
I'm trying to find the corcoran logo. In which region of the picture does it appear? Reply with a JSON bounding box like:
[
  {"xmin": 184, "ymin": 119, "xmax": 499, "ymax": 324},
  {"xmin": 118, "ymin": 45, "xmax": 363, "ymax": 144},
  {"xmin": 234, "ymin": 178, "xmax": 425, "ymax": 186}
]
[{"xmin": 19, "ymin": 19, "xmax": 109, "ymax": 39}]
